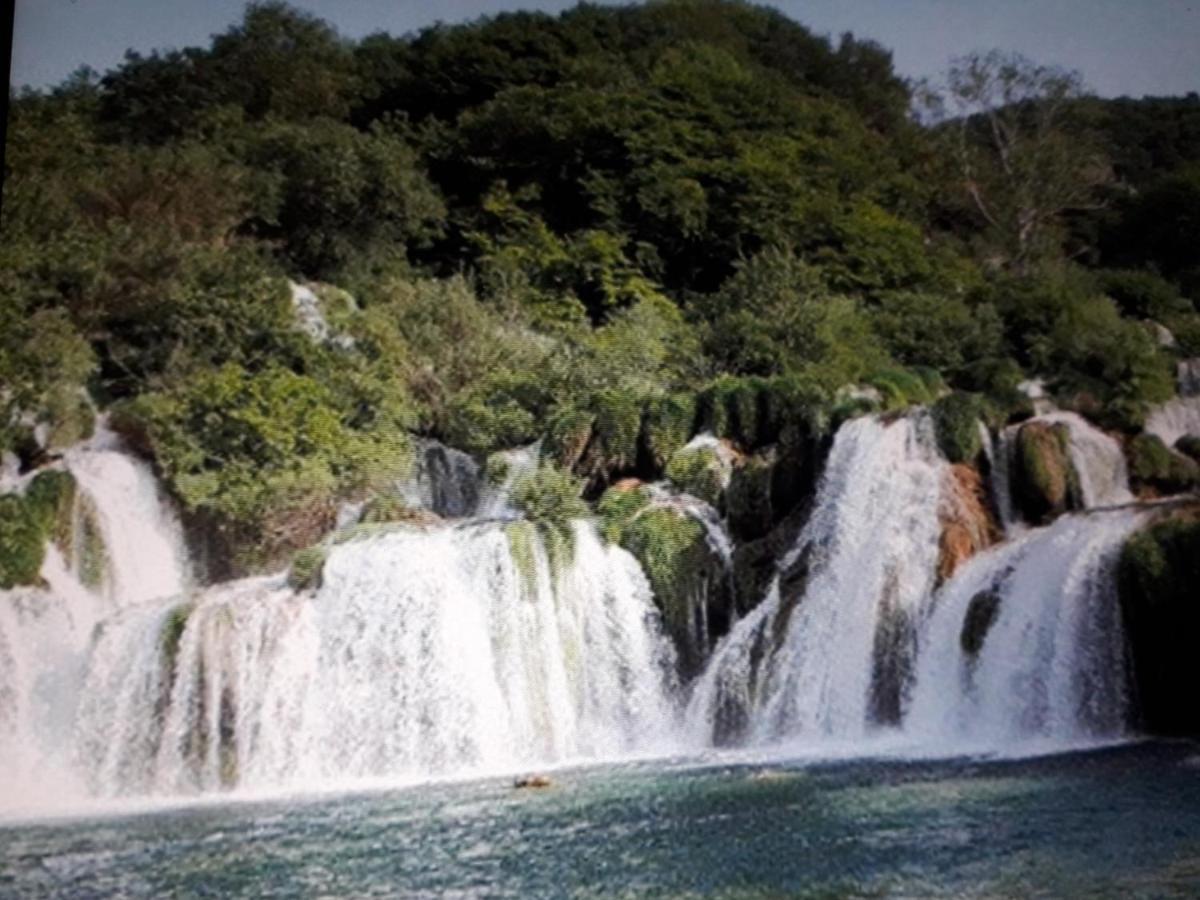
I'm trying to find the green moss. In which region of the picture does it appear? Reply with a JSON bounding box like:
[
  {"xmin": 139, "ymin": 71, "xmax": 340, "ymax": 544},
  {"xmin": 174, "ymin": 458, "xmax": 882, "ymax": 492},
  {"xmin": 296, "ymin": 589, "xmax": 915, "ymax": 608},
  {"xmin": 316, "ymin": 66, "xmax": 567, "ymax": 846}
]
[
  {"xmin": 1012, "ymin": 421, "xmax": 1082, "ymax": 524},
  {"xmin": 43, "ymin": 393, "xmax": 96, "ymax": 454},
  {"xmin": 865, "ymin": 367, "xmax": 934, "ymax": 410},
  {"xmin": 1127, "ymin": 434, "xmax": 1199, "ymax": 496},
  {"xmin": 287, "ymin": 545, "xmax": 327, "ymax": 592},
  {"xmin": 932, "ymin": 393, "xmax": 985, "ymax": 464}
]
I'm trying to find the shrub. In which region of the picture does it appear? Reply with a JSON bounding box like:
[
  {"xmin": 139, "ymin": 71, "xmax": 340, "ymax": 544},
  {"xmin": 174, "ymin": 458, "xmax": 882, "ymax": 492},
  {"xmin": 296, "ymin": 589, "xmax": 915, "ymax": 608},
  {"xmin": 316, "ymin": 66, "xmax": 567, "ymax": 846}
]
[{"xmin": 932, "ymin": 393, "xmax": 985, "ymax": 464}]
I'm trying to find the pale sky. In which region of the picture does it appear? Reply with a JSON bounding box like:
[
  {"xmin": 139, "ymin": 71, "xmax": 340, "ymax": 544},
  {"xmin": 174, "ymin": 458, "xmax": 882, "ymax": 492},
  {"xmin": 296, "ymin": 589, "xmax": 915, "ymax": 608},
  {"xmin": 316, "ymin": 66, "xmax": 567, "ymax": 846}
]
[{"xmin": 11, "ymin": 0, "xmax": 1200, "ymax": 99}]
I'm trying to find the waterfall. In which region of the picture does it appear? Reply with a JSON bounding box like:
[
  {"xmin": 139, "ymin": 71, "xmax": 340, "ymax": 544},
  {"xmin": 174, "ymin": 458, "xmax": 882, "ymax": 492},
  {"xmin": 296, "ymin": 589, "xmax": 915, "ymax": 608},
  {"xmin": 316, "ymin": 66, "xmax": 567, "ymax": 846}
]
[
  {"xmin": 47, "ymin": 521, "xmax": 681, "ymax": 801},
  {"xmin": 905, "ymin": 508, "xmax": 1144, "ymax": 749},
  {"xmin": 687, "ymin": 413, "xmax": 946, "ymax": 744},
  {"xmin": 63, "ymin": 429, "xmax": 190, "ymax": 606},
  {"xmin": 1146, "ymin": 396, "xmax": 1200, "ymax": 449}
]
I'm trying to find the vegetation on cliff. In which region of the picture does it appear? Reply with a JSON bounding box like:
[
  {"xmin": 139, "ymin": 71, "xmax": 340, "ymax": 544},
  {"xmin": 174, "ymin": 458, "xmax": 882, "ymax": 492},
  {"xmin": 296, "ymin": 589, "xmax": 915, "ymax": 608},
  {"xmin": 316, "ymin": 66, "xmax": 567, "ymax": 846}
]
[{"xmin": 3, "ymin": 0, "xmax": 1199, "ymax": 572}]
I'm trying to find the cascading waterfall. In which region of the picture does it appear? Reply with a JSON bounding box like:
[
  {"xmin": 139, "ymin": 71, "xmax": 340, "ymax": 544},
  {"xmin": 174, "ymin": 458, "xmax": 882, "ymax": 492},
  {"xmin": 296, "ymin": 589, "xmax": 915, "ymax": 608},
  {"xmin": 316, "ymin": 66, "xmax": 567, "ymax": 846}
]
[
  {"xmin": 687, "ymin": 413, "xmax": 946, "ymax": 744},
  {"xmin": 905, "ymin": 507, "xmax": 1145, "ymax": 749},
  {"xmin": 62, "ymin": 427, "xmax": 191, "ymax": 606},
  {"xmin": 0, "ymin": 425, "xmax": 194, "ymax": 808},
  {"xmin": 46, "ymin": 521, "xmax": 681, "ymax": 801}
]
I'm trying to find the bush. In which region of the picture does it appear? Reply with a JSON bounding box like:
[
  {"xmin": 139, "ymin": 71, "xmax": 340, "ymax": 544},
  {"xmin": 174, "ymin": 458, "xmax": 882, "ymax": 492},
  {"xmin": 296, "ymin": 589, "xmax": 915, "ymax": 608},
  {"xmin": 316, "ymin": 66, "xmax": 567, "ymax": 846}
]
[
  {"xmin": 511, "ymin": 462, "xmax": 588, "ymax": 532},
  {"xmin": 665, "ymin": 440, "xmax": 731, "ymax": 509},
  {"xmin": 932, "ymin": 393, "xmax": 985, "ymax": 464}
]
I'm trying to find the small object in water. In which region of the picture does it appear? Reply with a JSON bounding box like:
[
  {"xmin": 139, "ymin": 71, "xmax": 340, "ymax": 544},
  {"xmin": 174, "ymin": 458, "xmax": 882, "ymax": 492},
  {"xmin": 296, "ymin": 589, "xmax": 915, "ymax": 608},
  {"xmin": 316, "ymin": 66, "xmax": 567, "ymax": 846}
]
[
  {"xmin": 513, "ymin": 774, "xmax": 553, "ymax": 789},
  {"xmin": 749, "ymin": 768, "xmax": 786, "ymax": 782}
]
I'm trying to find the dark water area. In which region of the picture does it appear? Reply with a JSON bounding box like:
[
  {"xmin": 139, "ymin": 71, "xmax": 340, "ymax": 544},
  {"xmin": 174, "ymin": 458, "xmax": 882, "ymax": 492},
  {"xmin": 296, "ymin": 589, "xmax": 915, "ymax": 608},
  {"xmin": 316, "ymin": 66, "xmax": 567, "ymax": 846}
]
[{"xmin": 3, "ymin": 741, "xmax": 1199, "ymax": 898}]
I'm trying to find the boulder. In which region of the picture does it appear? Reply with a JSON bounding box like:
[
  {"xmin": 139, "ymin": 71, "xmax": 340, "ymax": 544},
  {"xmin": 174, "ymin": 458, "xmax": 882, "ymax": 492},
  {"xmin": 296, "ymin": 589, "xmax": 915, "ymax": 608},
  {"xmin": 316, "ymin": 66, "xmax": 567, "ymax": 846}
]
[
  {"xmin": 1126, "ymin": 433, "xmax": 1199, "ymax": 497},
  {"xmin": 1117, "ymin": 505, "xmax": 1200, "ymax": 735},
  {"xmin": 1010, "ymin": 421, "xmax": 1083, "ymax": 524}
]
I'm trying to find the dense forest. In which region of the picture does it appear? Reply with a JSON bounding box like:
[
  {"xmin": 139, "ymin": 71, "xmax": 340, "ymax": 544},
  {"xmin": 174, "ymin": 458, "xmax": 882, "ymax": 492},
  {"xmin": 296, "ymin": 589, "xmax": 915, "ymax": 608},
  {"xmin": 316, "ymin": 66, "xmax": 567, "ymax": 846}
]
[{"xmin": 4, "ymin": 0, "xmax": 1200, "ymax": 580}]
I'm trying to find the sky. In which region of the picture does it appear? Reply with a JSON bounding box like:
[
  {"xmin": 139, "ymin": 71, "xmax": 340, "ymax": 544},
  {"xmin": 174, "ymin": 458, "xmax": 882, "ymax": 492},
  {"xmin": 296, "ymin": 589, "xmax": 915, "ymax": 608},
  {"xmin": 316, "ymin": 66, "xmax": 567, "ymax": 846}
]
[{"xmin": 11, "ymin": 0, "xmax": 1200, "ymax": 99}]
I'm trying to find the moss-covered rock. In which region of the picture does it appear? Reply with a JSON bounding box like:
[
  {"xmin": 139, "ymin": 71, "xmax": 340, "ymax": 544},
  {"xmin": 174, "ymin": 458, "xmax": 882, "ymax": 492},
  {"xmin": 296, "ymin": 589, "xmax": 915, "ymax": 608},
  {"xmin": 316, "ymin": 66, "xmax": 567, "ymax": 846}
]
[
  {"xmin": 932, "ymin": 392, "xmax": 985, "ymax": 464},
  {"xmin": 0, "ymin": 470, "xmax": 79, "ymax": 589},
  {"xmin": 664, "ymin": 438, "xmax": 734, "ymax": 509},
  {"xmin": 504, "ymin": 520, "xmax": 540, "ymax": 598},
  {"xmin": 1010, "ymin": 421, "xmax": 1083, "ymax": 524},
  {"xmin": 511, "ymin": 462, "xmax": 588, "ymax": 530},
  {"xmin": 727, "ymin": 451, "xmax": 776, "ymax": 541},
  {"xmin": 591, "ymin": 388, "xmax": 643, "ymax": 475},
  {"xmin": 960, "ymin": 590, "xmax": 1001, "ymax": 656},
  {"xmin": 1126, "ymin": 433, "xmax": 1199, "ymax": 497},
  {"xmin": 545, "ymin": 406, "xmax": 594, "ymax": 473},
  {"xmin": 1117, "ymin": 506, "xmax": 1200, "ymax": 735},
  {"xmin": 287, "ymin": 545, "xmax": 327, "ymax": 592},
  {"xmin": 1176, "ymin": 435, "xmax": 1200, "ymax": 464},
  {"xmin": 598, "ymin": 484, "xmax": 730, "ymax": 676},
  {"xmin": 42, "ymin": 392, "xmax": 96, "ymax": 454}
]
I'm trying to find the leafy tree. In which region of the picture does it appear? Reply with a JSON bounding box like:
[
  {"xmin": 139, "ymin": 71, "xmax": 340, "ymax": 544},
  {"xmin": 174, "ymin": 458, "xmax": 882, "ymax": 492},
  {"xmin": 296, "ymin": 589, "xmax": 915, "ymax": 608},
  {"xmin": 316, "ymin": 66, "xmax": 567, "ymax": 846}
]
[{"xmin": 924, "ymin": 51, "xmax": 1112, "ymax": 269}]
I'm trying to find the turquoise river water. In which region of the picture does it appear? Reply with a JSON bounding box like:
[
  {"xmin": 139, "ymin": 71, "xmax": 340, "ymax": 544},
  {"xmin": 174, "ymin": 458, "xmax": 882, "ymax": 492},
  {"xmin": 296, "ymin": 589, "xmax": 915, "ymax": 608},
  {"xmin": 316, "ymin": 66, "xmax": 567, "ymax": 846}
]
[{"xmin": 2, "ymin": 741, "xmax": 1199, "ymax": 898}]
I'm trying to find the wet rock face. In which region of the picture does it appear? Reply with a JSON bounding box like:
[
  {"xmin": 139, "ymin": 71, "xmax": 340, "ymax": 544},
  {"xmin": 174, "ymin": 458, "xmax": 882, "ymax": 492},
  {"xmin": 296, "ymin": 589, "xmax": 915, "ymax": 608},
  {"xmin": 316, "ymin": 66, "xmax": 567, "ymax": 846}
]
[
  {"xmin": 1011, "ymin": 421, "xmax": 1083, "ymax": 525},
  {"xmin": 960, "ymin": 590, "xmax": 1002, "ymax": 657},
  {"xmin": 1117, "ymin": 505, "xmax": 1200, "ymax": 736},
  {"xmin": 937, "ymin": 464, "xmax": 1001, "ymax": 585}
]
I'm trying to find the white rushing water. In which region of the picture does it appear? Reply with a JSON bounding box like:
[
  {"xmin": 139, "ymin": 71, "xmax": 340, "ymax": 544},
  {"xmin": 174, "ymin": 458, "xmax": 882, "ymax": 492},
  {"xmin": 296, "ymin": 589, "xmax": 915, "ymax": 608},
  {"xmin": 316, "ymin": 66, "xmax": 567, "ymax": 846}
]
[
  {"xmin": 17, "ymin": 520, "xmax": 681, "ymax": 804},
  {"xmin": 905, "ymin": 508, "xmax": 1145, "ymax": 748},
  {"xmin": 687, "ymin": 413, "xmax": 946, "ymax": 743}
]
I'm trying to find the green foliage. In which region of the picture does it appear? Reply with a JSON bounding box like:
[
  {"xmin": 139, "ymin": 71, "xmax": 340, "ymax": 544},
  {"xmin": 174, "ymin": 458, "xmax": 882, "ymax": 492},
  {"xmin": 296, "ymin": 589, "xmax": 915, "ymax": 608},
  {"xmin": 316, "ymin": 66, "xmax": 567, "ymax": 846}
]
[
  {"xmin": 1126, "ymin": 434, "xmax": 1200, "ymax": 496},
  {"xmin": 511, "ymin": 462, "xmax": 588, "ymax": 532},
  {"xmin": 872, "ymin": 291, "xmax": 1004, "ymax": 376},
  {"xmin": 0, "ymin": 471, "xmax": 77, "ymax": 589},
  {"xmin": 702, "ymin": 247, "xmax": 887, "ymax": 385},
  {"xmin": 250, "ymin": 119, "xmax": 445, "ymax": 277},
  {"xmin": 864, "ymin": 368, "xmax": 936, "ymax": 410},
  {"xmin": 642, "ymin": 394, "xmax": 698, "ymax": 473},
  {"xmin": 665, "ymin": 441, "xmax": 729, "ymax": 509},
  {"xmin": 932, "ymin": 393, "xmax": 986, "ymax": 464}
]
